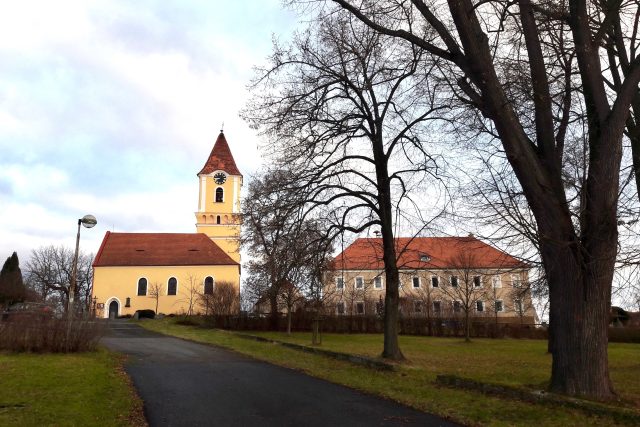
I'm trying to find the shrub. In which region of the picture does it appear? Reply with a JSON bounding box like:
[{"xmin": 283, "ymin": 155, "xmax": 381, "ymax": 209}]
[
  {"xmin": 0, "ymin": 316, "xmax": 105, "ymax": 353},
  {"xmin": 135, "ymin": 309, "xmax": 155, "ymax": 319}
]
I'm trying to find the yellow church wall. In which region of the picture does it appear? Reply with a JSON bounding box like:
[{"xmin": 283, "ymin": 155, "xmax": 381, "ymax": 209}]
[
  {"xmin": 199, "ymin": 175, "xmax": 242, "ymax": 214},
  {"xmin": 93, "ymin": 264, "xmax": 240, "ymax": 318}
]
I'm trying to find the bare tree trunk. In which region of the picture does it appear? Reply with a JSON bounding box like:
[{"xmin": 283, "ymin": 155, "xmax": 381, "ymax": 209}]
[
  {"xmin": 269, "ymin": 294, "xmax": 279, "ymax": 331},
  {"xmin": 286, "ymin": 305, "xmax": 292, "ymax": 335},
  {"xmin": 464, "ymin": 311, "xmax": 470, "ymax": 342}
]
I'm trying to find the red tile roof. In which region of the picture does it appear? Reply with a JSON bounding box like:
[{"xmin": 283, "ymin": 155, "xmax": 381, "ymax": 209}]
[
  {"xmin": 93, "ymin": 232, "xmax": 239, "ymax": 267},
  {"xmin": 198, "ymin": 132, "xmax": 241, "ymax": 176},
  {"xmin": 332, "ymin": 237, "xmax": 527, "ymax": 271}
]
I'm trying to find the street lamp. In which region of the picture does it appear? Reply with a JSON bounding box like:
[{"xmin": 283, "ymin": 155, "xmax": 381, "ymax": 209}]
[{"xmin": 68, "ymin": 214, "xmax": 97, "ymax": 315}]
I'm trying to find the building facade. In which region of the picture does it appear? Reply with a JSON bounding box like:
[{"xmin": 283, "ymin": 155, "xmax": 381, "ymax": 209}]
[
  {"xmin": 326, "ymin": 236, "xmax": 536, "ymax": 324},
  {"xmin": 91, "ymin": 132, "xmax": 242, "ymax": 318}
]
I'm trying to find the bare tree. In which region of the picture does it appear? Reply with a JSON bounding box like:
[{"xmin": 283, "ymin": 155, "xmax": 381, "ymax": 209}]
[
  {"xmin": 179, "ymin": 274, "xmax": 201, "ymax": 316},
  {"xmin": 24, "ymin": 246, "xmax": 94, "ymax": 313},
  {"xmin": 436, "ymin": 253, "xmax": 489, "ymax": 342},
  {"xmin": 148, "ymin": 282, "xmax": 163, "ymax": 315},
  {"xmin": 242, "ymin": 169, "xmax": 334, "ymax": 330},
  {"xmin": 200, "ymin": 281, "xmax": 240, "ymax": 316},
  {"xmin": 243, "ymin": 11, "xmax": 447, "ymax": 360}
]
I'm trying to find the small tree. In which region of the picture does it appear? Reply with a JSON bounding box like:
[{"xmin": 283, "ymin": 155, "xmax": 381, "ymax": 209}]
[
  {"xmin": 438, "ymin": 253, "xmax": 489, "ymax": 342},
  {"xmin": 200, "ymin": 281, "xmax": 240, "ymax": 316},
  {"xmin": 148, "ymin": 282, "xmax": 163, "ymax": 315},
  {"xmin": 0, "ymin": 252, "xmax": 27, "ymax": 308},
  {"xmin": 179, "ymin": 274, "xmax": 201, "ymax": 316}
]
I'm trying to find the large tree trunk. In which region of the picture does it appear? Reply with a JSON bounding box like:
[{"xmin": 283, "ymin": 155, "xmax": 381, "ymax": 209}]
[
  {"xmin": 269, "ymin": 293, "xmax": 279, "ymax": 331},
  {"xmin": 543, "ymin": 240, "xmax": 615, "ymax": 399}
]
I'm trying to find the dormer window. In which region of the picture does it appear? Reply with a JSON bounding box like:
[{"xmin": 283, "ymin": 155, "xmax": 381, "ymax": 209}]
[
  {"xmin": 419, "ymin": 254, "xmax": 430, "ymax": 262},
  {"xmin": 215, "ymin": 188, "xmax": 224, "ymax": 203}
]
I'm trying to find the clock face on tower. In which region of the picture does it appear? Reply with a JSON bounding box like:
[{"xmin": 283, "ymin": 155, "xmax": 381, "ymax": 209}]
[{"xmin": 213, "ymin": 172, "xmax": 227, "ymax": 185}]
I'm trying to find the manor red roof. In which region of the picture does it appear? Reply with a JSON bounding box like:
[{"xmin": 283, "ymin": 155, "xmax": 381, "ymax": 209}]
[
  {"xmin": 333, "ymin": 237, "xmax": 527, "ymax": 271},
  {"xmin": 198, "ymin": 132, "xmax": 241, "ymax": 176},
  {"xmin": 93, "ymin": 232, "xmax": 238, "ymax": 267}
]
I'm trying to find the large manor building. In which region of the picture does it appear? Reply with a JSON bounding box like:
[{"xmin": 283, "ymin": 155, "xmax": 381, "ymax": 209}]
[
  {"xmin": 327, "ymin": 236, "xmax": 536, "ymax": 324},
  {"xmin": 91, "ymin": 132, "xmax": 242, "ymax": 318}
]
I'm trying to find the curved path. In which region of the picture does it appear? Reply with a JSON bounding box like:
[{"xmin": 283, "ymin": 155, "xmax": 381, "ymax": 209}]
[{"xmin": 102, "ymin": 321, "xmax": 459, "ymax": 427}]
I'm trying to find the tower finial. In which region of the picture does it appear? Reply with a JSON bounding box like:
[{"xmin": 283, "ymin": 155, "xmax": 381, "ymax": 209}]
[{"xmin": 220, "ymin": 121, "xmax": 224, "ymax": 133}]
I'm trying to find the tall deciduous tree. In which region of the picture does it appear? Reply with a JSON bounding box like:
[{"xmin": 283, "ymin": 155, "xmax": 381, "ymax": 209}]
[
  {"xmin": 331, "ymin": 0, "xmax": 640, "ymax": 398},
  {"xmin": 242, "ymin": 168, "xmax": 333, "ymax": 333},
  {"xmin": 243, "ymin": 12, "xmax": 445, "ymax": 359}
]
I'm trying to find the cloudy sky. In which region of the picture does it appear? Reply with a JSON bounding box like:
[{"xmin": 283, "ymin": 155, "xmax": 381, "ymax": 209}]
[{"xmin": 0, "ymin": 0, "xmax": 298, "ymax": 261}]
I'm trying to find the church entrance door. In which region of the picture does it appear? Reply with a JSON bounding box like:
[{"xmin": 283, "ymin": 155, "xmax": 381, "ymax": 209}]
[{"xmin": 108, "ymin": 301, "xmax": 119, "ymax": 319}]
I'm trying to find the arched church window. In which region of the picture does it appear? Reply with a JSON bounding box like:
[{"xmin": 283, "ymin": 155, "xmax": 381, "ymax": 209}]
[
  {"xmin": 216, "ymin": 215, "xmax": 221, "ymax": 224},
  {"xmin": 137, "ymin": 278, "xmax": 148, "ymax": 296},
  {"xmin": 168, "ymin": 277, "xmax": 177, "ymax": 295},
  {"xmin": 215, "ymin": 188, "xmax": 224, "ymax": 203},
  {"xmin": 204, "ymin": 276, "xmax": 214, "ymax": 295}
]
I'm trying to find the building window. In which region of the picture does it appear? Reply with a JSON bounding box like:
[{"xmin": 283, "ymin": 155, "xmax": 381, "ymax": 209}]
[
  {"xmin": 453, "ymin": 301, "xmax": 461, "ymax": 313},
  {"xmin": 204, "ymin": 276, "xmax": 214, "ymax": 295},
  {"xmin": 431, "ymin": 276, "xmax": 439, "ymax": 288},
  {"xmin": 473, "ymin": 276, "xmax": 482, "ymax": 288},
  {"xmin": 420, "ymin": 254, "xmax": 430, "ymax": 262},
  {"xmin": 492, "ymin": 275, "xmax": 502, "ymax": 288},
  {"xmin": 374, "ymin": 276, "xmax": 383, "ymax": 289},
  {"xmin": 355, "ymin": 276, "xmax": 364, "ymax": 289},
  {"xmin": 414, "ymin": 300, "xmax": 423, "ymax": 313},
  {"xmin": 495, "ymin": 300, "xmax": 504, "ymax": 312},
  {"xmin": 433, "ymin": 300, "xmax": 441, "ymax": 313},
  {"xmin": 125, "ymin": 297, "xmax": 131, "ymax": 307},
  {"xmin": 336, "ymin": 302, "xmax": 345, "ymax": 315},
  {"xmin": 511, "ymin": 274, "xmax": 522, "ymax": 288},
  {"xmin": 514, "ymin": 299, "xmax": 523, "ymax": 313},
  {"xmin": 412, "ymin": 277, "xmax": 420, "ymax": 288},
  {"xmin": 450, "ymin": 276, "xmax": 459, "ymax": 287},
  {"xmin": 137, "ymin": 278, "xmax": 148, "ymax": 296},
  {"xmin": 355, "ymin": 301, "xmax": 365, "ymax": 315},
  {"xmin": 168, "ymin": 277, "xmax": 177, "ymax": 296},
  {"xmin": 215, "ymin": 187, "xmax": 224, "ymax": 203},
  {"xmin": 476, "ymin": 300, "xmax": 484, "ymax": 312},
  {"xmin": 216, "ymin": 215, "xmax": 221, "ymax": 224},
  {"xmin": 336, "ymin": 277, "xmax": 344, "ymax": 290}
]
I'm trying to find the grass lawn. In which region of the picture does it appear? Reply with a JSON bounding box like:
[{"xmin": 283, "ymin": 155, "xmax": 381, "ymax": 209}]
[
  {"xmin": 0, "ymin": 349, "xmax": 144, "ymax": 427},
  {"xmin": 140, "ymin": 317, "xmax": 640, "ymax": 427}
]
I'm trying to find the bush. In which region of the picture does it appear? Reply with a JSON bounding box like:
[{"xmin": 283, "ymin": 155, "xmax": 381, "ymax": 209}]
[
  {"xmin": 135, "ymin": 309, "xmax": 155, "ymax": 319},
  {"xmin": 0, "ymin": 316, "xmax": 105, "ymax": 353}
]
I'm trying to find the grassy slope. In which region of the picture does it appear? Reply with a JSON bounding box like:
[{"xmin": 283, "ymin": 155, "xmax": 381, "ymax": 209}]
[
  {"xmin": 0, "ymin": 349, "xmax": 144, "ymax": 427},
  {"xmin": 140, "ymin": 318, "xmax": 640, "ymax": 427}
]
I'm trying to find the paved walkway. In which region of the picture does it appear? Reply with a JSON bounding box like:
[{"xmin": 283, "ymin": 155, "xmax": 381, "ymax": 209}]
[{"xmin": 101, "ymin": 321, "xmax": 458, "ymax": 427}]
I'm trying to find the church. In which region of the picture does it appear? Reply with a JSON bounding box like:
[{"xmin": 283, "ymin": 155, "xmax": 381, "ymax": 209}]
[{"xmin": 91, "ymin": 132, "xmax": 242, "ymax": 318}]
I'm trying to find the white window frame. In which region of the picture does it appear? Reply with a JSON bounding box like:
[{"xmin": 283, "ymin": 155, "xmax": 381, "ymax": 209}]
[
  {"xmin": 414, "ymin": 300, "xmax": 423, "ymax": 313},
  {"xmin": 514, "ymin": 298, "xmax": 524, "ymax": 314},
  {"xmin": 215, "ymin": 186, "xmax": 224, "ymax": 203},
  {"xmin": 412, "ymin": 276, "xmax": 421, "ymax": 288},
  {"xmin": 373, "ymin": 276, "xmax": 383, "ymax": 289},
  {"xmin": 431, "ymin": 275, "xmax": 439, "ymax": 288},
  {"xmin": 355, "ymin": 276, "xmax": 364, "ymax": 289},
  {"xmin": 136, "ymin": 277, "xmax": 148, "ymax": 296},
  {"xmin": 355, "ymin": 301, "xmax": 365, "ymax": 315},
  {"xmin": 336, "ymin": 277, "xmax": 345, "ymax": 290},
  {"xmin": 495, "ymin": 299, "xmax": 504, "ymax": 312},
  {"xmin": 450, "ymin": 275, "xmax": 459, "ymax": 287},
  {"xmin": 453, "ymin": 300, "xmax": 462, "ymax": 313},
  {"xmin": 511, "ymin": 274, "xmax": 522, "ymax": 288},
  {"xmin": 433, "ymin": 300, "xmax": 442, "ymax": 313},
  {"xmin": 492, "ymin": 275, "xmax": 502, "ymax": 289},
  {"xmin": 473, "ymin": 275, "xmax": 482, "ymax": 288},
  {"xmin": 476, "ymin": 300, "xmax": 484, "ymax": 312}
]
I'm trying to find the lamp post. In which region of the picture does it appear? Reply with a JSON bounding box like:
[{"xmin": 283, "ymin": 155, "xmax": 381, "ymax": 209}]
[{"xmin": 68, "ymin": 214, "xmax": 97, "ymax": 315}]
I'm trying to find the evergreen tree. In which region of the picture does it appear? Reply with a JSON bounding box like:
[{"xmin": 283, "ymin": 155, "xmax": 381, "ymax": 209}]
[{"xmin": 0, "ymin": 252, "xmax": 26, "ymax": 307}]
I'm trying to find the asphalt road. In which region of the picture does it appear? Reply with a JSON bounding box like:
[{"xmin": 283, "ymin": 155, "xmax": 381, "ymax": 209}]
[{"xmin": 101, "ymin": 321, "xmax": 459, "ymax": 427}]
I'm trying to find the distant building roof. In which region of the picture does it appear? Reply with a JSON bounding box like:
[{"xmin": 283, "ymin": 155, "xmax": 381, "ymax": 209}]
[
  {"xmin": 93, "ymin": 232, "xmax": 239, "ymax": 267},
  {"xmin": 332, "ymin": 236, "xmax": 528, "ymax": 271},
  {"xmin": 198, "ymin": 132, "xmax": 241, "ymax": 176}
]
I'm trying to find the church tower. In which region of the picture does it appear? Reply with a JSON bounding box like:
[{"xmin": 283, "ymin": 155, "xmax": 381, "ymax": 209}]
[{"xmin": 195, "ymin": 131, "xmax": 242, "ymax": 263}]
